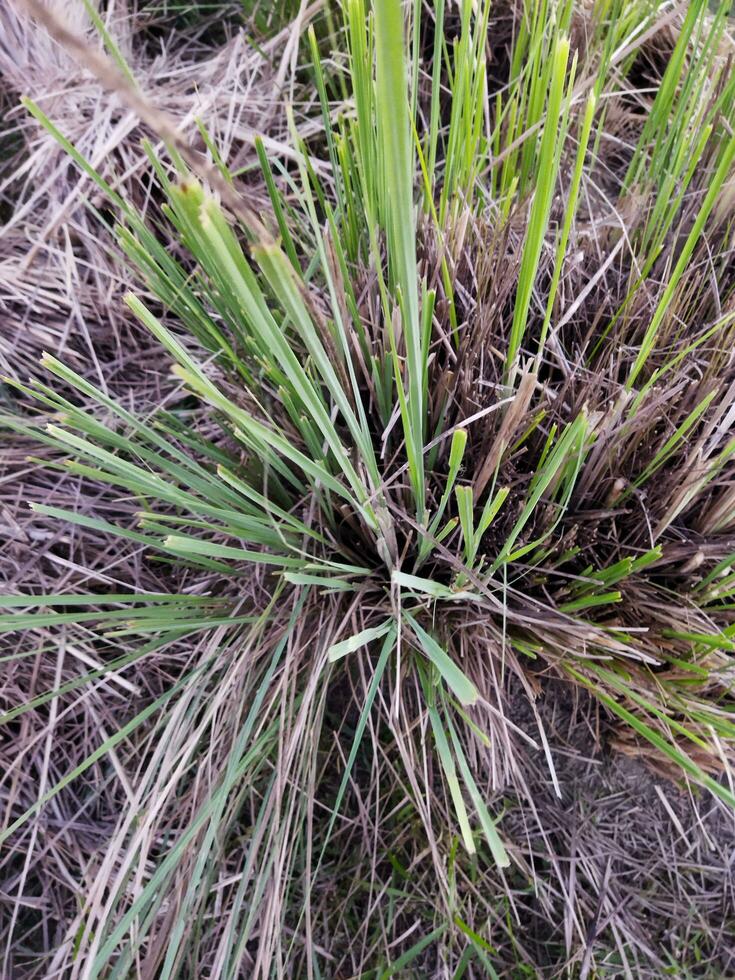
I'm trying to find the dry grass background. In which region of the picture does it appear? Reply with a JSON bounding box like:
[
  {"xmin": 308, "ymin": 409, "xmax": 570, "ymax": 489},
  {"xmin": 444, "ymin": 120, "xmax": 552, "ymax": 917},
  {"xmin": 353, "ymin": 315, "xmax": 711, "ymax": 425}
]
[
  {"xmin": 0, "ymin": 0, "xmax": 319, "ymax": 384},
  {"xmin": 1, "ymin": 1, "xmax": 735, "ymax": 977}
]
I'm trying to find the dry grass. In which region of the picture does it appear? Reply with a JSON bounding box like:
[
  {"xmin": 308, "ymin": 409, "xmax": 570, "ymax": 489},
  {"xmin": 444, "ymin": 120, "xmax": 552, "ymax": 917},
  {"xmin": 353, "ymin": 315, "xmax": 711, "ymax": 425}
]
[{"xmin": 0, "ymin": 0, "xmax": 305, "ymax": 384}]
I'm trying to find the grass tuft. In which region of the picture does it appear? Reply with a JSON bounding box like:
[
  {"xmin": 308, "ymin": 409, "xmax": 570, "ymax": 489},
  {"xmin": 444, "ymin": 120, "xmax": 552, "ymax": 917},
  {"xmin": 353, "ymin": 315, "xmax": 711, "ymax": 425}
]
[{"xmin": 3, "ymin": 0, "xmax": 735, "ymax": 975}]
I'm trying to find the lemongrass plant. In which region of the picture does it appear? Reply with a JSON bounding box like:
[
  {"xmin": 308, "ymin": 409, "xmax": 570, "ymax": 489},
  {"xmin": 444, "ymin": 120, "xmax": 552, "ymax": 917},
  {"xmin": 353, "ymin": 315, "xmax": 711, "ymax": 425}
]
[{"xmin": 3, "ymin": 0, "xmax": 735, "ymax": 974}]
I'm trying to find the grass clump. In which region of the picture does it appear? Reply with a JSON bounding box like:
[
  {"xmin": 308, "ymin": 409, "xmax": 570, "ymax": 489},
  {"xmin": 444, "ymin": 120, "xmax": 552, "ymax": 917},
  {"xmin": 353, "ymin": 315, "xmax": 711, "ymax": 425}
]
[{"xmin": 2, "ymin": 0, "xmax": 735, "ymax": 975}]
